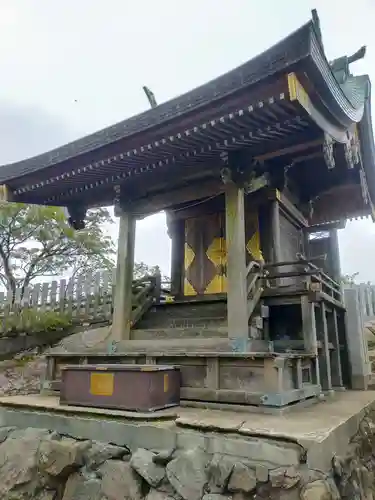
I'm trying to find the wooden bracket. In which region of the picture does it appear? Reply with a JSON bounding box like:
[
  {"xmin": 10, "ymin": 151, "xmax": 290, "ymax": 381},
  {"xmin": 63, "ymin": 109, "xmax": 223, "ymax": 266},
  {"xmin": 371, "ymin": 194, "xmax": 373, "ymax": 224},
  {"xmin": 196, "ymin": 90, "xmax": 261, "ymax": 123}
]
[
  {"xmin": 323, "ymin": 134, "xmax": 335, "ymax": 170},
  {"xmin": 66, "ymin": 204, "xmax": 87, "ymax": 230},
  {"xmin": 0, "ymin": 185, "xmax": 12, "ymax": 203},
  {"xmin": 244, "ymin": 173, "xmax": 270, "ymax": 195}
]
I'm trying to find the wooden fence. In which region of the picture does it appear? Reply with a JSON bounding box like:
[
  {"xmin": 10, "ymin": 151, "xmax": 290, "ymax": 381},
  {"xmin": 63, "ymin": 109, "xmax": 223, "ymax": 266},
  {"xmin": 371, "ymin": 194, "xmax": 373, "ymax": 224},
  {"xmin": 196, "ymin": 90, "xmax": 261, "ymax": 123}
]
[
  {"xmin": 348, "ymin": 283, "xmax": 375, "ymax": 324},
  {"xmin": 0, "ymin": 269, "xmax": 170, "ymax": 335}
]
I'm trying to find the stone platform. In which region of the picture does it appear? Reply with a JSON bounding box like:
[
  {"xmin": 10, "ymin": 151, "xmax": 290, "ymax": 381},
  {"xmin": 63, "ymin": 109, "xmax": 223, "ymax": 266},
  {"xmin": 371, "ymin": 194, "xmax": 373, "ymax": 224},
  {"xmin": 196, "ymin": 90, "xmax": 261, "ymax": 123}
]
[
  {"xmin": 1, "ymin": 391, "xmax": 375, "ymax": 498},
  {"xmin": 0, "ymin": 391, "xmax": 374, "ymax": 473},
  {"xmin": 44, "ymin": 348, "xmax": 320, "ymax": 410}
]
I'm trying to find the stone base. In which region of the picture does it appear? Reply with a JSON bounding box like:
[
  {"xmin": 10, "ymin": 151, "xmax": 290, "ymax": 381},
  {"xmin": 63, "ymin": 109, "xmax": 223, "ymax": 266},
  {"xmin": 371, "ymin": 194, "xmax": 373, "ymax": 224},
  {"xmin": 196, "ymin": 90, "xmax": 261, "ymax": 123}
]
[
  {"xmin": 0, "ymin": 392, "xmax": 375, "ymax": 499},
  {"xmin": 179, "ymin": 395, "xmax": 320, "ymax": 415},
  {"xmin": 45, "ymin": 349, "xmax": 320, "ymax": 409},
  {"xmin": 0, "ymin": 391, "xmax": 373, "ymax": 469},
  {"xmin": 351, "ymin": 373, "xmax": 371, "ymax": 390}
]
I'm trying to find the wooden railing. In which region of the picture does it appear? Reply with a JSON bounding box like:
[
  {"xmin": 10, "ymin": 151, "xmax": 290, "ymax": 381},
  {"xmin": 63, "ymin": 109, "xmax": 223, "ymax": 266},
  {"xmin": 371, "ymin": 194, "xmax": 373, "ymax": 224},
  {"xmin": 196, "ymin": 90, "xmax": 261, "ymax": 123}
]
[
  {"xmin": 346, "ymin": 283, "xmax": 375, "ymax": 324},
  {"xmin": 264, "ymin": 256, "xmax": 343, "ymax": 305},
  {"xmin": 130, "ymin": 274, "xmax": 161, "ymax": 327},
  {"xmin": 0, "ymin": 270, "xmax": 168, "ymax": 335},
  {"xmin": 246, "ymin": 260, "xmax": 264, "ymax": 319}
]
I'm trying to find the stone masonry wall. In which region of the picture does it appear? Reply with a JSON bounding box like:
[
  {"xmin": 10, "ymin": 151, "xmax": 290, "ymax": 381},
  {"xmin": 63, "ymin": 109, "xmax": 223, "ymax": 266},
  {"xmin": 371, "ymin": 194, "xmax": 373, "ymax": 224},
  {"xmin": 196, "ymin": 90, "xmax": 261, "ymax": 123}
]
[{"xmin": 1, "ymin": 413, "xmax": 375, "ymax": 500}]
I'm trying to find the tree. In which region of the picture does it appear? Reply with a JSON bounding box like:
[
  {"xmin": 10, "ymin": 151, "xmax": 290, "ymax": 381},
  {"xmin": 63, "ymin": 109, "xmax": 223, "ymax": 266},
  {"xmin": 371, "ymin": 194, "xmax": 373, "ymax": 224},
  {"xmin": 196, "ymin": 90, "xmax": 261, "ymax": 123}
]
[
  {"xmin": 134, "ymin": 262, "xmax": 159, "ymax": 280},
  {"xmin": 0, "ymin": 203, "xmax": 115, "ymax": 301},
  {"xmin": 341, "ymin": 272, "xmax": 359, "ymax": 285},
  {"xmin": 134, "ymin": 262, "xmax": 169, "ymax": 284}
]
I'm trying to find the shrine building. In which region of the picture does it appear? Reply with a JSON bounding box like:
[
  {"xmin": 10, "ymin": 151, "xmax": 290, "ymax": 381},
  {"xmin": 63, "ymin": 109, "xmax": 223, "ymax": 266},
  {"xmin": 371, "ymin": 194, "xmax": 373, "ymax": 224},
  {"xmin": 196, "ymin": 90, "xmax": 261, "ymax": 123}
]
[{"xmin": 0, "ymin": 11, "xmax": 373, "ymax": 410}]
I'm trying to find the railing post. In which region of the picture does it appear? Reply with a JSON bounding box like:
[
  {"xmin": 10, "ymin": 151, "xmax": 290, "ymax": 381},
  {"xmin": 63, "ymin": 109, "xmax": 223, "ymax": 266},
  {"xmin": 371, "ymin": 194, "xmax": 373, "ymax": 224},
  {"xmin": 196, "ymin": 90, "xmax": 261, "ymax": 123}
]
[
  {"xmin": 270, "ymin": 193, "xmax": 282, "ymax": 287},
  {"xmin": 271, "ymin": 194, "xmax": 282, "ymax": 263},
  {"xmin": 365, "ymin": 284, "xmax": 374, "ymax": 317},
  {"xmin": 154, "ymin": 268, "xmax": 162, "ymax": 304},
  {"xmin": 358, "ymin": 284, "xmax": 368, "ymax": 321}
]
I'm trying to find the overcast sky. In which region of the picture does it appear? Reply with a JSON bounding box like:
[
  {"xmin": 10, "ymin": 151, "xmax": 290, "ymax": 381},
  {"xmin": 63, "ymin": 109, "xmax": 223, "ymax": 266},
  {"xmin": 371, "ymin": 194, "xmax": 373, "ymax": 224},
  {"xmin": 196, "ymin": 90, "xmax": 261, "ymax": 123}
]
[{"xmin": 0, "ymin": 0, "xmax": 375, "ymax": 281}]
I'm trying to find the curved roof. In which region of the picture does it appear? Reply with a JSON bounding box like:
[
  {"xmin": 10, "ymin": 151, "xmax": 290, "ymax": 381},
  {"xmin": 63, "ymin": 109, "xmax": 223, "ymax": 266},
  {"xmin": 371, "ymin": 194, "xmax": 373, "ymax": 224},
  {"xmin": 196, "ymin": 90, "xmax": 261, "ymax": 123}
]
[
  {"xmin": 0, "ymin": 14, "xmax": 371, "ymax": 186},
  {"xmin": 0, "ymin": 11, "xmax": 373, "ymax": 221}
]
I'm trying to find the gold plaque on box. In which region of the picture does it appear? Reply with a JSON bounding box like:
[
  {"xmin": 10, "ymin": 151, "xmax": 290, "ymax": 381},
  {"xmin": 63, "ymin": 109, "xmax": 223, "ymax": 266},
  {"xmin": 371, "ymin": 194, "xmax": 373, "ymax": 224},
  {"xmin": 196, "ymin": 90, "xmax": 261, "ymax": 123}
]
[
  {"xmin": 164, "ymin": 373, "xmax": 169, "ymax": 393},
  {"xmin": 90, "ymin": 372, "xmax": 114, "ymax": 396}
]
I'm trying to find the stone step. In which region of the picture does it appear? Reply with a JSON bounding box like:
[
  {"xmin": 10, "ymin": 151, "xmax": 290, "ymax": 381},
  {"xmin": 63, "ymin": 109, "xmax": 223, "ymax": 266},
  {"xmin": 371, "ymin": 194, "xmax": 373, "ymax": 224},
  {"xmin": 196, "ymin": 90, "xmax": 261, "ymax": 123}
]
[
  {"xmin": 369, "ymin": 374, "xmax": 375, "ymax": 389},
  {"xmin": 134, "ymin": 300, "xmax": 227, "ymax": 330},
  {"xmin": 80, "ymin": 337, "xmax": 269, "ymax": 355},
  {"xmin": 130, "ymin": 327, "xmax": 228, "ymax": 341},
  {"xmin": 50, "ymin": 337, "xmax": 273, "ymax": 356},
  {"xmin": 135, "ymin": 316, "xmax": 227, "ymax": 329}
]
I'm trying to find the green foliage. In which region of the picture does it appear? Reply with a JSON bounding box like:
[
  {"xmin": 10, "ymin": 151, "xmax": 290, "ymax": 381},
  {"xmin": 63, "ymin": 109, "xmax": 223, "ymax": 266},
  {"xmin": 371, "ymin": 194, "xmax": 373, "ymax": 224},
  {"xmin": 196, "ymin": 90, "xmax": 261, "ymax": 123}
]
[
  {"xmin": 134, "ymin": 262, "xmax": 160, "ymax": 280},
  {"xmin": 0, "ymin": 203, "xmax": 115, "ymax": 298},
  {"xmin": 134, "ymin": 262, "xmax": 168, "ymax": 281},
  {"xmin": 341, "ymin": 272, "xmax": 359, "ymax": 285},
  {"xmin": 2, "ymin": 308, "xmax": 73, "ymax": 336}
]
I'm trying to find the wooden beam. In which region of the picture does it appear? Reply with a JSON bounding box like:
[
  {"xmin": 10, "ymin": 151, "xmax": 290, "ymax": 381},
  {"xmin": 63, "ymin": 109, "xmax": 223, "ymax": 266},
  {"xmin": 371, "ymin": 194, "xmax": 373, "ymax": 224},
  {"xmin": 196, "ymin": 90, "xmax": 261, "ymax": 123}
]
[
  {"xmin": 168, "ymin": 195, "xmax": 225, "ymax": 221},
  {"xmin": 305, "ymin": 220, "xmax": 346, "ymax": 232},
  {"xmin": 128, "ymin": 179, "xmax": 224, "ymax": 218},
  {"xmin": 225, "ymin": 182, "xmax": 249, "ymax": 350},
  {"xmin": 254, "ymin": 139, "xmax": 322, "ymax": 162}
]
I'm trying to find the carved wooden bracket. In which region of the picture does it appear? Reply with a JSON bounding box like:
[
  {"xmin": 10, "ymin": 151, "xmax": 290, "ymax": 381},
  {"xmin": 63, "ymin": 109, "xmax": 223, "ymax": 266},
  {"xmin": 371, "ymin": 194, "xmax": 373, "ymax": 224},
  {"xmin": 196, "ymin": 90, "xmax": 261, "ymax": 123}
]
[
  {"xmin": 113, "ymin": 184, "xmax": 133, "ymax": 217},
  {"xmin": 113, "ymin": 184, "xmax": 123, "ymax": 217},
  {"xmin": 244, "ymin": 173, "xmax": 270, "ymax": 195},
  {"xmin": 66, "ymin": 204, "xmax": 87, "ymax": 230},
  {"xmin": 323, "ymin": 134, "xmax": 335, "ymax": 169},
  {"xmin": 0, "ymin": 185, "xmax": 11, "ymax": 203}
]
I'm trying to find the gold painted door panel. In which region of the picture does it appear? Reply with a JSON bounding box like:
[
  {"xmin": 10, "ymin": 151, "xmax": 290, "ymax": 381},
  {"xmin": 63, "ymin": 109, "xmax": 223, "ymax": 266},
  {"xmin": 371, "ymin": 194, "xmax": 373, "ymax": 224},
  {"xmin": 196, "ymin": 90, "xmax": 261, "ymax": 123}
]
[
  {"xmin": 184, "ymin": 213, "xmax": 226, "ymax": 296},
  {"xmin": 183, "ymin": 209, "xmax": 263, "ymax": 296}
]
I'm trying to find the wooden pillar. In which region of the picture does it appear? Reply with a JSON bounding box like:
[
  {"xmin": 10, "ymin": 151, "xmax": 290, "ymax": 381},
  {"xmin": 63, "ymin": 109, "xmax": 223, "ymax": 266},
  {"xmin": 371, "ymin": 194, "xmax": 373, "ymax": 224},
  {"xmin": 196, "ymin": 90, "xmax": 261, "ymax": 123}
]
[
  {"xmin": 225, "ymin": 182, "xmax": 248, "ymax": 351},
  {"xmin": 301, "ymin": 296, "xmax": 318, "ymax": 354},
  {"xmin": 321, "ymin": 303, "xmax": 333, "ymax": 392},
  {"xmin": 270, "ymin": 197, "xmax": 282, "ymax": 263},
  {"xmin": 168, "ymin": 217, "xmax": 184, "ymax": 297},
  {"xmin": 112, "ymin": 211, "xmax": 136, "ymax": 341},
  {"xmin": 330, "ymin": 309, "xmax": 344, "ymax": 388},
  {"xmin": 328, "ymin": 229, "xmax": 342, "ymax": 283},
  {"xmin": 301, "ymin": 296, "xmax": 321, "ymax": 388},
  {"xmin": 344, "ymin": 288, "xmax": 370, "ymax": 389},
  {"xmin": 315, "ymin": 303, "xmax": 333, "ymax": 392},
  {"xmin": 302, "ymin": 230, "xmax": 310, "ymax": 260},
  {"xmin": 269, "ymin": 196, "xmax": 282, "ymax": 288}
]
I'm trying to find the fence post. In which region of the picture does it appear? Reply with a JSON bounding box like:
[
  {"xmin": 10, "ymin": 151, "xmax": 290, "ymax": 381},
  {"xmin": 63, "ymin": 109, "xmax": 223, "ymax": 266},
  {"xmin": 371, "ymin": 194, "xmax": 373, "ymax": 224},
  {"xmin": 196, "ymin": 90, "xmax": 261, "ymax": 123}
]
[
  {"xmin": 154, "ymin": 268, "xmax": 162, "ymax": 304},
  {"xmin": 344, "ymin": 287, "xmax": 370, "ymax": 389},
  {"xmin": 59, "ymin": 279, "xmax": 66, "ymax": 315}
]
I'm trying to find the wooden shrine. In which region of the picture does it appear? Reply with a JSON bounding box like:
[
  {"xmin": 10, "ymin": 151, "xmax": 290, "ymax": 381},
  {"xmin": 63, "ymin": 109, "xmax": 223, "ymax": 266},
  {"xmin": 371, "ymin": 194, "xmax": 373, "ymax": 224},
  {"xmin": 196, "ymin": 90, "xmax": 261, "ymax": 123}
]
[{"xmin": 1, "ymin": 11, "xmax": 374, "ymax": 410}]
